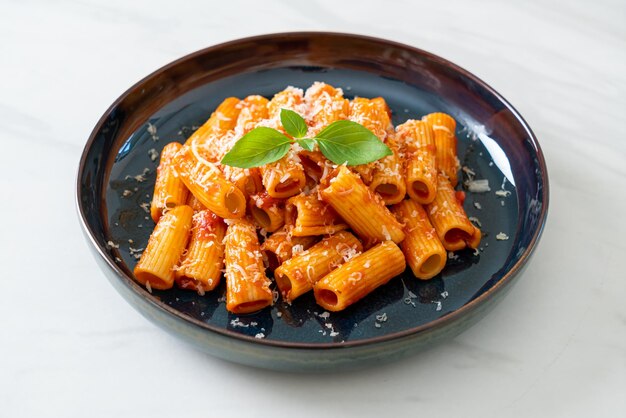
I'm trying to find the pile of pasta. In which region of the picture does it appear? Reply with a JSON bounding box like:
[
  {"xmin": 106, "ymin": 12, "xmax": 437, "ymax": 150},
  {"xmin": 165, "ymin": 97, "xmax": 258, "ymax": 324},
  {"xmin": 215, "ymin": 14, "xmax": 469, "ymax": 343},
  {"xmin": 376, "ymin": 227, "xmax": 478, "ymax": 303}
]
[{"xmin": 134, "ymin": 82, "xmax": 481, "ymax": 313}]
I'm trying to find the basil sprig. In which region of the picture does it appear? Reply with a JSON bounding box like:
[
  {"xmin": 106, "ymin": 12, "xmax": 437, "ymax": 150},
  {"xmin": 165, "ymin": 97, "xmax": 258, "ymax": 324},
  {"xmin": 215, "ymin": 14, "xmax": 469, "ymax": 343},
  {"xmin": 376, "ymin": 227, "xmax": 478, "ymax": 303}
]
[{"xmin": 221, "ymin": 108, "xmax": 392, "ymax": 168}]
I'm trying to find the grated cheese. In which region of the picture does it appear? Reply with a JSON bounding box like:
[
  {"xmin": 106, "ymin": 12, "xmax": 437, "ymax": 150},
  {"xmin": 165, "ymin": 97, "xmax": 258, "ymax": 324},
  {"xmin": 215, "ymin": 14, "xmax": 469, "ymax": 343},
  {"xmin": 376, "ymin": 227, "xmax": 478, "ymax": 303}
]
[
  {"xmin": 495, "ymin": 189, "xmax": 511, "ymax": 197},
  {"xmin": 148, "ymin": 148, "xmax": 159, "ymax": 162},
  {"xmin": 375, "ymin": 313, "xmax": 388, "ymax": 322},
  {"xmin": 469, "ymin": 216, "xmax": 482, "ymax": 227},
  {"xmin": 230, "ymin": 318, "xmax": 249, "ymax": 328},
  {"xmin": 381, "ymin": 225, "xmax": 391, "ymax": 241},
  {"xmin": 496, "ymin": 232, "xmax": 509, "ymax": 241},
  {"xmin": 291, "ymin": 244, "xmax": 305, "ymax": 256},
  {"xmin": 139, "ymin": 202, "xmax": 150, "ymax": 213},
  {"xmin": 466, "ymin": 179, "xmax": 491, "ymax": 193}
]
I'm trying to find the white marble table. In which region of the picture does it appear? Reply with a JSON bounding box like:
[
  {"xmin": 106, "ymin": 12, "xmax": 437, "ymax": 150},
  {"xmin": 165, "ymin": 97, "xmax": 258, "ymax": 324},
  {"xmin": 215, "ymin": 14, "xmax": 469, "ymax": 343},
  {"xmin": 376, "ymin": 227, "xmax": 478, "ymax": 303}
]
[{"xmin": 1, "ymin": 0, "xmax": 624, "ymax": 416}]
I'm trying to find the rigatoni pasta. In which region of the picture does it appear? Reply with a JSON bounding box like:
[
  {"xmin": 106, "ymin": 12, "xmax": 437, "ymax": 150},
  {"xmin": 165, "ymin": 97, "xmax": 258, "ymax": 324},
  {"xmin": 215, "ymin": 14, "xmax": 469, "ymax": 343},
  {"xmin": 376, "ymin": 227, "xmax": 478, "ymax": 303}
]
[
  {"xmin": 392, "ymin": 199, "xmax": 446, "ymax": 280},
  {"xmin": 260, "ymin": 87, "xmax": 306, "ymax": 198},
  {"xmin": 249, "ymin": 192, "xmax": 285, "ymax": 232},
  {"xmin": 134, "ymin": 205, "xmax": 193, "ymax": 290},
  {"xmin": 150, "ymin": 142, "xmax": 189, "ymax": 222},
  {"xmin": 184, "ymin": 97, "xmax": 241, "ymax": 147},
  {"xmin": 319, "ymin": 165, "xmax": 405, "ymax": 244},
  {"xmin": 172, "ymin": 143, "xmax": 246, "ymax": 219},
  {"xmin": 224, "ymin": 218, "xmax": 274, "ymax": 314},
  {"xmin": 348, "ymin": 97, "xmax": 392, "ymax": 184},
  {"xmin": 396, "ymin": 119, "xmax": 438, "ymax": 204},
  {"xmin": 304, "ymin": 82, "xmax": 349, "ymax": 135},
  {"xmin": 314, "ymin": 241, "xmax": 406, "ymax": 311},
  {"xmin": 260, "ymin": 226, "xmax": 318, "ymax": 271},
  {"xmin": 175, "ymin": 210, "xmax": 226, "ymax": 293},
  {"xmin": 426, "ymin": 175, "xmax": 481, "ymax": 251},
  {"xmin": 284, "ymin": 192, "xmax": 348, "ymax": 236},
  {"xmin": 423, "ymin": 112, "xmax": 460, "ymax": 186},
  {"xmin": 274, "ymin": 231, "xmax": 362, "ymax": 302},
  {"xmin": 222, "ymin": 96, "xmax": 269, "ymax": 197},
  {"xmin": 134, "ymin": 82, "xmax": 486, "ymax": 317},
  {"xmin": 369, "ymin": 136, "xmax": 406, "ymax": 204}
]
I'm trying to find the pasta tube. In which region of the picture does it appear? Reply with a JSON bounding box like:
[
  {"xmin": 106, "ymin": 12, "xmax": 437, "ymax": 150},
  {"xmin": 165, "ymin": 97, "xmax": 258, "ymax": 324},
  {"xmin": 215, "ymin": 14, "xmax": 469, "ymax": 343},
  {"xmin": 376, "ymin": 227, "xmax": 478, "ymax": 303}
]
[
  {"xmin": 314, "ymin": 241, "xmax": 406, "ymax": 311},
  {"xmin": 260, "ymin": 87, "xmax": 307, "ymax": 198},
  {"xmin": 235, "ymin": 95, "xmax": 269, "ymax": 135},
  {"xmin": 249, "ymin": 192, "xmax": 285, "ymax": 232},
  {"xmin": 274, "ymin": 231, "xmax": 362, "ymax": 302},
  {"xmin": 223, "ymin": 166, "xmax": 263, "ymax": 198},
  {"xmin": 319, "ymin": 166, "xmax": 405, "ymax": 244},
  {"xmin": 285, "ymin": 192, "xmax": 348, "ymax": 236},
  {"xmin": 172, "ymin": 143, "xmax": 246, "ymax": 219},
  {"xmin": 183, "ymin": 97, "xmax": 241, "ymax": 147},
  {"xmin": 392, "ymin": 199, "xmax": 446, "ymax": 280},
  {"xmin": 222, "ymin": 96, "xmax": 269, "ymax": 197},
  {"xmin": 298, "ymin": 150, "xmax": 327, "ymax": 188},
  {"xmin": 369, "ymin": 136, "xmax": 406, "ymax": 204},
  {"xmin": 304, "ymin": 82, "xmax": 349, "ymax": 135},
  {"xmin": 423, "ymin": 112, "xmax": 459, "ymax": 186},
  {"xmin": 134, "ymin": 205, "xmax": 193, "ymax": 290},
  {"xmin": 348, "ymin": 97, "xmax": 392, "ymax": 183},
  {"xmin": 396, "ymin": 120, "xmax": 438, "ymax": 204},
  {"xmin": 426, "ymin": 175, "xmax": 481, "ymax": 251},
  {"xmin": 150, "ymin": 142, "xmax": 189, "ymax": 222},
  {"xmin": 175, "ymin": 210, "xmax": 226, "ymax": 292},
  {"xmin": 224, "ymin": 218, "xmax": 273, "ymax": 314},
  {"xmin": 260, "ymin": 226, "xmax": 317, "ymax": 271}
]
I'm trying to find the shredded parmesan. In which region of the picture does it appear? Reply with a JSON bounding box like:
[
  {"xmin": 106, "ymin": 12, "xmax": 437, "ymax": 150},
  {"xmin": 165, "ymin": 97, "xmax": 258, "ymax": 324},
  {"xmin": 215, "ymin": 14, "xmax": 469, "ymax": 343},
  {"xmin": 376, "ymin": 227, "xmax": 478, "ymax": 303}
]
[
  {"xmin": 375, "ymin": 313, "xmax": 388, "ymax": 323},
  {"xmin": 230, "ymin": 318, "xmax": 249, "ymax": 328},
  {"xmin": 495, "ymin": 189, "xmax": 511, "ymax": 197},
  {"xmin": 291, "ymin": 244, "xmax": 304, "ymax": 256},
  {"xmin": 469, "ymin": 216, "xmax": 482, "ymax": 227},
  {"xmin": 466, "ymin": 179, "xmax": 491, "ymax": 193},
  {"xmin": 381, "ymin": 225, "xmax": 391, "ymax": 241},
  {"xmin": 139, "ymin": 202, "xmax": 150, "ymax": 213},
  {"xmin": 496, "ymin": 232, "xmax": 509, "ymax": 241},
  {"xmin": 148, "ymin": 148, "xmax": 159, "ymax": 162}
]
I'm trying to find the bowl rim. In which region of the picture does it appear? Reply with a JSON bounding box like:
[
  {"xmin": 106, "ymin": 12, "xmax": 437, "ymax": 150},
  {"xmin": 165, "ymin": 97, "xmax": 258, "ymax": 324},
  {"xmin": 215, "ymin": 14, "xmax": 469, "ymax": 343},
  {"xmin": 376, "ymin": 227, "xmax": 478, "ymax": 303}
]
[{"xmin": 76, "ymin": 31, "xmax": 549, "ymax": 350}]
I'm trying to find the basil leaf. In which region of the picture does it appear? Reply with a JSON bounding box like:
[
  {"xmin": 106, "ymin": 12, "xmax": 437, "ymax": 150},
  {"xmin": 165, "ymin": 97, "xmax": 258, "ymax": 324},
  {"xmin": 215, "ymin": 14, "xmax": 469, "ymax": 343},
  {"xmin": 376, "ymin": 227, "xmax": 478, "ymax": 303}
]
[
  {"xmin": 221, "ymin": 127, "xmax": 292, "ymax": 168},
  {"xmin": 280, "ymin": 108, "xmax": 308, "ymax": 138},
  {"xmin": 315, "ymin": 120, "xmax": 393, "ymax": 165},
  {"xmin": 296, "ymin": 138, "xmax": 316, "ymax": 152}
]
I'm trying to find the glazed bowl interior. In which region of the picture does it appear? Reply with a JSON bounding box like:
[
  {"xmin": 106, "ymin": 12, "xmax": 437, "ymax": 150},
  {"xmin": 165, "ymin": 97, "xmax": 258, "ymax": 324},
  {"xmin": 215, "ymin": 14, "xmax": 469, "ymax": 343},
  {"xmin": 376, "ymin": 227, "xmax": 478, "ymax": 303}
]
[{"xmin": 77, "ymin": 33, "xmax": 547, "ymax": 365}]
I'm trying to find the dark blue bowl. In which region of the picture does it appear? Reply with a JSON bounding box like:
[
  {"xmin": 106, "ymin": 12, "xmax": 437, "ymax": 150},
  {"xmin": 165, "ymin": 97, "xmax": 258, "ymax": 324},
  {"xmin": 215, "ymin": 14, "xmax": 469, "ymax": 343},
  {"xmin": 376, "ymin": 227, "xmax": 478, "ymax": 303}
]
[{"xmin": 76, "ymin": 32, "xmax": 549, "ymax": 371}]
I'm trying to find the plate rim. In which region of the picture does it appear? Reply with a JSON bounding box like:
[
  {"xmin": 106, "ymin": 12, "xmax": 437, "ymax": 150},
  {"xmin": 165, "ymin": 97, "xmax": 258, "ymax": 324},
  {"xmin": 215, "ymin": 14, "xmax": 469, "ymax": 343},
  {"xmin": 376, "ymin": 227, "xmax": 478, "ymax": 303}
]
[{"xmin": 76, "ymin": 31, "xmax": 550, "ymax": 350}]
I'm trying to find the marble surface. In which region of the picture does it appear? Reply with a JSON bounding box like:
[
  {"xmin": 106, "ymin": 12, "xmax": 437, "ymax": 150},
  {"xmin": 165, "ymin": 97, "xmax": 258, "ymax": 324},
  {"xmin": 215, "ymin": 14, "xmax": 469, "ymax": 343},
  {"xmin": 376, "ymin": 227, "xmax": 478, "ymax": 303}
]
[{"xmin": 1, "ymin": 0, "xmax": 624, "ymax": 416}]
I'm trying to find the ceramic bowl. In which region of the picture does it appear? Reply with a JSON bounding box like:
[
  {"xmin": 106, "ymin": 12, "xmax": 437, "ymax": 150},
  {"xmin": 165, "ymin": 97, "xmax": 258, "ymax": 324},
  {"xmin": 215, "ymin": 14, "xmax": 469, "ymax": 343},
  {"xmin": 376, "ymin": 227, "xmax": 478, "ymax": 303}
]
[{"xmin": 76, "ymin": 32, "xmax": 549, "ymax": 371}]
